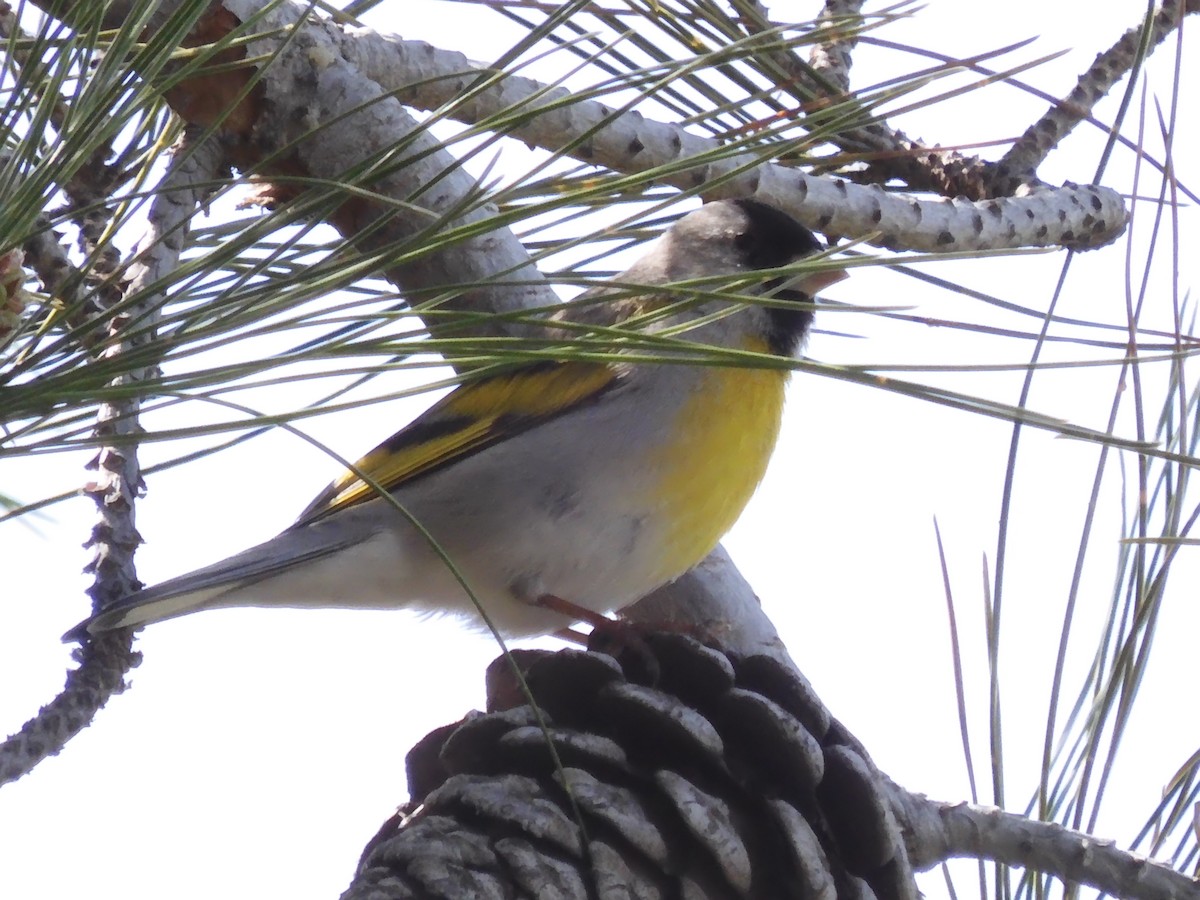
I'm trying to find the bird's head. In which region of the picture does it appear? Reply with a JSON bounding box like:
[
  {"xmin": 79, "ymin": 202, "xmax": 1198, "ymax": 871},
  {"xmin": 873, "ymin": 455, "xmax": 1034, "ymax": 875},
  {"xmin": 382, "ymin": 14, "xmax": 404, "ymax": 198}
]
[{"xmin": 612, "ymin": 199, "xmax": 844, "ymax": 356}]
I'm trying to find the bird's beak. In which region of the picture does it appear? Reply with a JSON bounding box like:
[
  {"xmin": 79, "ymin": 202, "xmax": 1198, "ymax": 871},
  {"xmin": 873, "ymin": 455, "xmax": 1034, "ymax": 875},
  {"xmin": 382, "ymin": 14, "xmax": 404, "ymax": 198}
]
[{"xmin": 786, "ymin": 268, "xmax": 848, "ymax": 297}]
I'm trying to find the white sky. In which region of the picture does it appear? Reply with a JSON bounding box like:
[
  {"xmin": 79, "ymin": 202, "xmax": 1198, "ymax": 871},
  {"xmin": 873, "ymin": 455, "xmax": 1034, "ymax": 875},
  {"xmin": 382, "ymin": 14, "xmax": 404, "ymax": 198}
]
[{"xmin": 2, "ymin": 1, "xmax": 1197, "ymax": 898}]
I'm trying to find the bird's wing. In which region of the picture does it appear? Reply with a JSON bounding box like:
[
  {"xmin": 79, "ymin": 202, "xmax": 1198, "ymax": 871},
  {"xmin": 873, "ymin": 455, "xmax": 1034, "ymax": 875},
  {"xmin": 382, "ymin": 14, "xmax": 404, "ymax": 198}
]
[{"xmin": 294, "ymin": 359, "xmax": 622, "ymax": 526}]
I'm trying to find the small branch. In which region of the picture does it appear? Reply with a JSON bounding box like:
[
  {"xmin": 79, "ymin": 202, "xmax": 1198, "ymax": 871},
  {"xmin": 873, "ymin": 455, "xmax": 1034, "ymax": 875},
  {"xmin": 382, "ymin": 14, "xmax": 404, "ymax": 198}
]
[
  {"xmin": 0, "ymin": 134, "xmax": 226, "ymax": 783},
  {"xmin": 81, "ymin": 133, "xmax": 226, "ymax": 611},
  {"xmin": 733, "ymin": 1, "xmax": 1004, "ymax": 199},
  {"xmin": 806, "ymin": 0, "xmax": 866, "ymax": 94},
  {"xmin": 728, "ymin": 0, "xmax": 865, "ymax": 98},
  {"xmin": 3, "ymin": 176, "xmax": 108, "ymax": 345},
  {"xmin": 998, "ymin": 0, "xmax": 1200, "ymax": 189},
  {"xmin": 1, "ymin": 2, "xmax": 127, "ymax": 310},
  {"xmin": 60, "ymin": 155, "xmax": 124, "ymax": 282},
  {"xmin": 888, "ymin": 783, "xmax": 1200, "ymax": 900},
  {"xmin": 18, "ymin": 214, "xmax": 122, "ymax": 348},
  {"xmin": 334, "ymin": 24, "xmax": 1126, "ymax": 249},
  {"xmin": 19, "ymin": 216, "xmax": 95, "ymax": 321},
  {"xmin": 0, "ymin": 632, "xmax": 139, "ymax": 785},
  {"xmin": 729, "ymin": 1, "xmax": 1006, "ymax": 199},
  {"xmin": 42, "ymin": 0, "xmax": 1131, "ymax": 253},
  {"xmin": 708, "ymin": 1, "xmax": 1195, "ymax": 200}
]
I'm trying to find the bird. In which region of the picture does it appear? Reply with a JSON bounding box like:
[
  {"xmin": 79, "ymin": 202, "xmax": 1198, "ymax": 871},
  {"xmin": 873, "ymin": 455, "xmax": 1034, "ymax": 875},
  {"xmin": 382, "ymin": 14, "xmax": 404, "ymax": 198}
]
[{"xmin": 68, "ymin": 198, "xmax": 844, "ymax": 641}]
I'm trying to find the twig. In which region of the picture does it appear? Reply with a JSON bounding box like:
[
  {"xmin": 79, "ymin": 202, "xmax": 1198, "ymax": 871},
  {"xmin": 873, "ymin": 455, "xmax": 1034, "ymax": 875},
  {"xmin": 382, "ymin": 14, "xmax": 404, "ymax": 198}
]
[
  {"xmin": 735, "ymin": 1, "xmax": 1196, "ymax": 199},
  {"xmin": 18, "ymin": 214, "xmax": 84, "ymax": 313},
  {"xmin": 1, "ymin": 2, "xmax": 125, "ymax": 304},
  {"xmin": 0, "ymin": 632, "xmax": 139, "ymax": 785},
  {"xmin": 725, "ymin": 0, "xmax": 1011, "ymax": 199},
  {"xmin": 327, "ymin": 21, "xmax": 1126, "ymax": 248},
  {"xmin": 81, "ymin": 133, "xmax": 225, "ymax": 609},
  {"xmin": 806, "ymin": 0, "xmax": 865, "ymax": 94},
  {"xmin": 0, "ymin": 3, "xmax": 106, "ymax": 334},
  {"xmin": 889, "ymin": 782, "xmax": 1200, "ymax": 900},
  {"xmin": 41, "ymin": 0, "xmax": 1132, "ymax": 251},
  {"xmin": 60, "ymin": 151, "xmax": 124, "ymax": 284},
  {"xmin": 0, "ymin": 134, "xmax": 226, "ymax": 784},
  {"xmin": 727, "ymin": 0, "xmax": 866, "ymax": 97},
  {"xmin": 998, "ymin": 0, "xmax": 1200, "ymax": 189}
]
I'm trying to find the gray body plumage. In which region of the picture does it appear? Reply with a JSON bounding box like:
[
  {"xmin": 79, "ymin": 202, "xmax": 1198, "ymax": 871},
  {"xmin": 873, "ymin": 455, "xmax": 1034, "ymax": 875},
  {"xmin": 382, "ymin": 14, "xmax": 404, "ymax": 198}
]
[{"xmin": 99, "ymin": 369, "xmax": 686, "ymax": 637}]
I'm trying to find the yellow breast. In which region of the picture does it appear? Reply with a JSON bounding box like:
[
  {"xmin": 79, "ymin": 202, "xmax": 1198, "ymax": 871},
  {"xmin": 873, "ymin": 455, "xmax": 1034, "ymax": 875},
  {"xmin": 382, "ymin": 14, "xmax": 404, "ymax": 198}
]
[{"xmin": 646, "ymin": 348, "xmax": 789, "ymax": 584}]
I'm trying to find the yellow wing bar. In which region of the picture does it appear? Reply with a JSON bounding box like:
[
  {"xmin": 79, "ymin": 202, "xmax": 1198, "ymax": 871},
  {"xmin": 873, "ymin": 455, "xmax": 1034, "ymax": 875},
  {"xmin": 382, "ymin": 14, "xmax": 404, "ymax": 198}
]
[{"xmin": 294, "ymin": 360, "xmax": 621, "ymax": 526}]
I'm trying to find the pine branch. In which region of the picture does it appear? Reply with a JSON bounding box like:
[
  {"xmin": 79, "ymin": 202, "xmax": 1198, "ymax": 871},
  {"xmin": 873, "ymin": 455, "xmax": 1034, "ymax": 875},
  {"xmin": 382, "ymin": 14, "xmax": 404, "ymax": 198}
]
[
  {"xmin": 50, "ymin": 0, "xmax": 1128, "ymax": 250},
  {"xmin": 806, "ymin": 0, "xmax": 865, "ymax": 94},
  {"xmin": 0, "ymin": 133, "xmax": 225, "ymax": 784},
  {"xmin": 891, "ymin": 784, "xmax": 1200, "ymax": 900},
  {"xmin": 0, "ymin": 631, "xmax": 139, "ymax": 786},
  {"xmin": 328, "ymin": 17, "xmax": 1127, "ymax": 250},
  {"xmin": 998, "ymin": 0, "xmax": 1200, "ymax": 189},
  {"xmin": 689, "ymin": 0, "xmax": 1004, "ymax": 200}
]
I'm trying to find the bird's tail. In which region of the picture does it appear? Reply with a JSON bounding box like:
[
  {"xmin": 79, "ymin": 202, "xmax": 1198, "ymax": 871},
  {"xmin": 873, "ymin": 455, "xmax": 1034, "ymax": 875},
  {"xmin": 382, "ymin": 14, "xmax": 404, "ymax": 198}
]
[{"xmin": 63, "ymin": 520, "xmax": 376, "ymax": 641}]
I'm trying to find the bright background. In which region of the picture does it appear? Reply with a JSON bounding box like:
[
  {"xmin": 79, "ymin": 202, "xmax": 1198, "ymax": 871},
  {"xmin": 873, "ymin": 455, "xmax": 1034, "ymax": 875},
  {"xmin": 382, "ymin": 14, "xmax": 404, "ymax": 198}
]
[{"xmin": 2, "ymin": 1, "xmax": 1197, "ymax": 897}]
